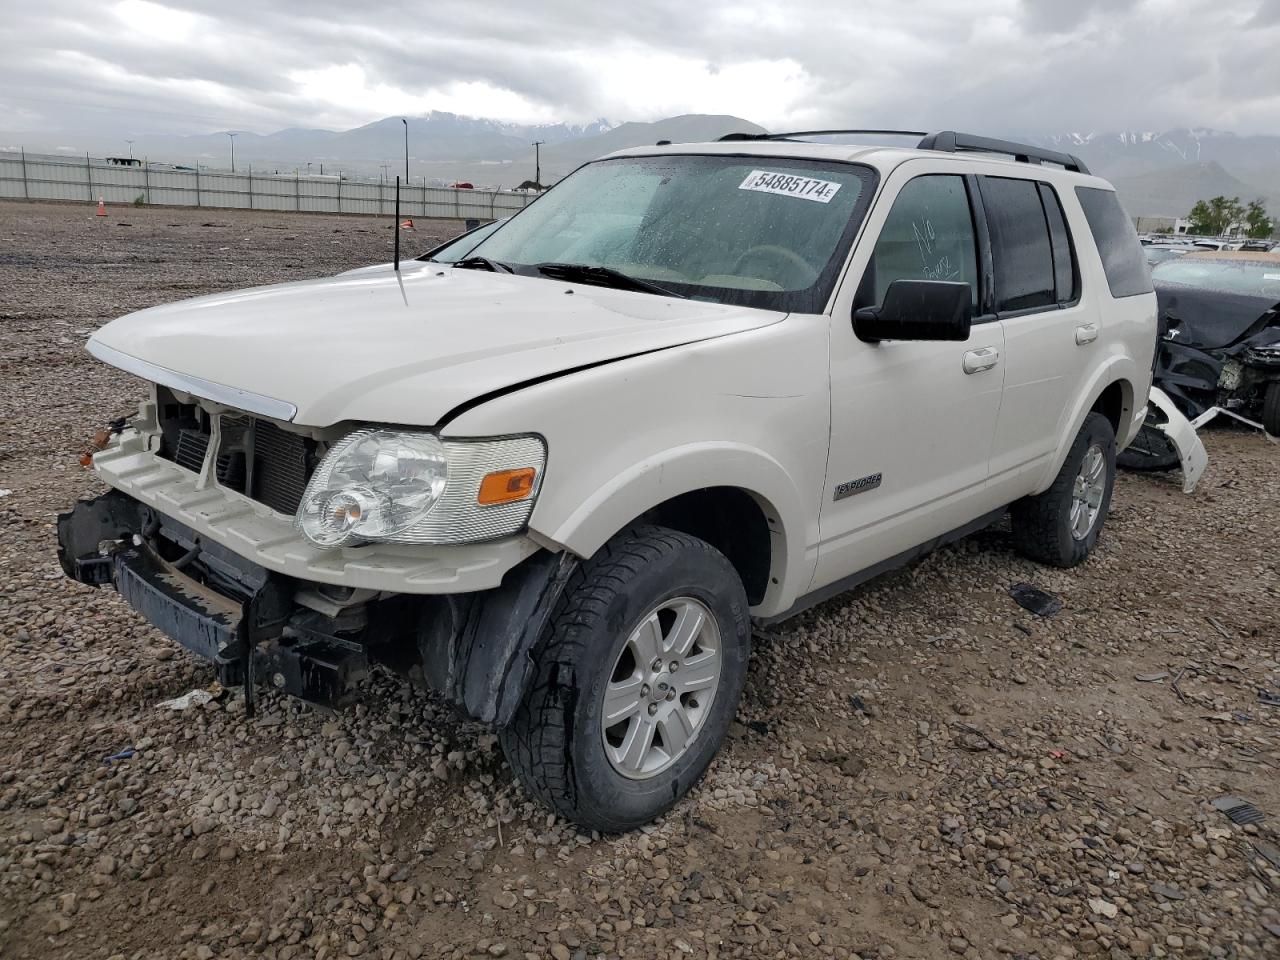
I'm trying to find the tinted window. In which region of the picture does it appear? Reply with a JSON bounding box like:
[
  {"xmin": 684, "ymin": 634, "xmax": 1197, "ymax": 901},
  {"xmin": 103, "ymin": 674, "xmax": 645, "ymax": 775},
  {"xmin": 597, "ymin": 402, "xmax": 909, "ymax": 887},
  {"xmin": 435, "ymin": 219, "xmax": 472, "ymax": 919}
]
[
  {"xmin": 860, "ymin": 175, "xmax": 978, "ymax": 308},
  {"xmin": 1038, "ymin": 183, "xmax": 1078, "ymax": 302},
  {"xmin": 981, "ymin": 176, "xmax": 1055, "ymax": 312},
  {"xmin": 1075, "ymin": 187, "xmax": 1153, "ymax": 298}
]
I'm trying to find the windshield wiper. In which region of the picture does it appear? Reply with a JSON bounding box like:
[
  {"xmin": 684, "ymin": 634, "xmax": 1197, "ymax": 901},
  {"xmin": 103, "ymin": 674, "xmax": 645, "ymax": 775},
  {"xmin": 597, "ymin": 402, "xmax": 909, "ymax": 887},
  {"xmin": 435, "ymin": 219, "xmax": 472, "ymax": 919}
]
[
  {"xmin": 453, "ymin": 255, "xmax": 514, "ymax": 273},
  {"xmin": 535, "ymin": 262, "xmax": 686, "ymax": 299}
]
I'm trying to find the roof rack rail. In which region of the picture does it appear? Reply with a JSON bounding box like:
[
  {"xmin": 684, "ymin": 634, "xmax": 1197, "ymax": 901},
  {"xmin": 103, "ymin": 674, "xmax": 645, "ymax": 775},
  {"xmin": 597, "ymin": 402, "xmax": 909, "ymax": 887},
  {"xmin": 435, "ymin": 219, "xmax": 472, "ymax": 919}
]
[
  {"xmin": 917, "ymin": 131, "xmax": 1090, "ymax": 174},
  {"xmin": 718, "ymin": 129, "xmax": 928, "ymax": 142},
  {"xmin": 715, "ymin": 127, "xmax": 1090, "ymax": 175}
]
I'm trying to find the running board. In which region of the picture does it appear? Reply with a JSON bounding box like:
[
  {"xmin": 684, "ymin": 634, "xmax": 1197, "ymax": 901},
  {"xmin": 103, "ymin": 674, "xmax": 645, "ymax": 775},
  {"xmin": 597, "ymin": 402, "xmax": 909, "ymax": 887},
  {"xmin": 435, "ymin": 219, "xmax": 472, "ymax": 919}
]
[{"xmin": 757, "ymin": 507, "xmax": 1007, "ymax": 626}]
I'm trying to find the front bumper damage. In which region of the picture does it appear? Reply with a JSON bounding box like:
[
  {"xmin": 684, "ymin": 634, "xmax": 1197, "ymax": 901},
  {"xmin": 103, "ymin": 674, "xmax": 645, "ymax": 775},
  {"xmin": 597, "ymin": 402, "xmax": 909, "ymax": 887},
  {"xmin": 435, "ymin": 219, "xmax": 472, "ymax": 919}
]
[
  {"xmin": 57, "ymin": 490, "xmax": 576, "ymax": 722},
  {"xmin": 1146, "ymin": 387, "xmax": 1208, "ymax": 493}
]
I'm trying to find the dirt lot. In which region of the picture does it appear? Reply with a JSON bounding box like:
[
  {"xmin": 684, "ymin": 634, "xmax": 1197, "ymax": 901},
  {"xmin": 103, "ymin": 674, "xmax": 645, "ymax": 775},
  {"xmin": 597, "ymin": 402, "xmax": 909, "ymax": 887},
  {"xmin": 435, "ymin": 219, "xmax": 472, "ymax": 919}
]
[{"xmin": 0, "ymin": 199, "xmax": 1277, "ymax": 960}]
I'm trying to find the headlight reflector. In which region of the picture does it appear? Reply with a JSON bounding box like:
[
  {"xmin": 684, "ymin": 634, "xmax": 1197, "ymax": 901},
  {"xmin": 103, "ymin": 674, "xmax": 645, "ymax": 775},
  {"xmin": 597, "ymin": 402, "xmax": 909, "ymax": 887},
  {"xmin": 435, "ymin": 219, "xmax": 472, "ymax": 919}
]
[
  {"xmin": 298, "ymin": 430, "xmax": 448, "ymax": 547},
  {"xmin": 297, "ymin": 430, "xmax": 546, "ymax": 548}
]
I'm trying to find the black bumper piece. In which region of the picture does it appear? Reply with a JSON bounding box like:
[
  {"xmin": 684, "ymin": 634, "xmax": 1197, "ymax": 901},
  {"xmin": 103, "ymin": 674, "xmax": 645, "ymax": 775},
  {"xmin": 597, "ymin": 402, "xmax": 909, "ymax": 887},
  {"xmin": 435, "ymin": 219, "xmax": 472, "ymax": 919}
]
[{"xmin": 57, "ymin": 491, "xmax": 367, "ymax": 708}]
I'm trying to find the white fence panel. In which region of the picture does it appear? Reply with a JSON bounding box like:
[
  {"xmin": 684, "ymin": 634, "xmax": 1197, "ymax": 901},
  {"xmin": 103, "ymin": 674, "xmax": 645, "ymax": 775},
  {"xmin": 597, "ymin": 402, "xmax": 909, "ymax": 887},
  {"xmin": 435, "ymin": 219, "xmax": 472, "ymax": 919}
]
[{"xmin": 0, "ymin": 150, "xmax": 537, "ymax": 220}]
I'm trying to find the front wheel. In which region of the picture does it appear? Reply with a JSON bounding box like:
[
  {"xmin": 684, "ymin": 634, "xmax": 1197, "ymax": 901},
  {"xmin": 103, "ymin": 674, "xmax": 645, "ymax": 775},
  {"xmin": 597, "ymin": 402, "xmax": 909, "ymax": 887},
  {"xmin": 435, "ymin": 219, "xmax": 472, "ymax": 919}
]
[
  {"xmin": 500, "ymin": 525, "xmax": 751, "ymax": 831},
  {"xmin": 1264, "ymin": 381, "xmax": 1280, "ymax": 438},
  {"xmin": 1011, "ymin": 412, "xmax": 1116, "ymax": 568},
  {"xmin": 1117, "ymin": 421, "xmax": 1180, "ymax": 471}
]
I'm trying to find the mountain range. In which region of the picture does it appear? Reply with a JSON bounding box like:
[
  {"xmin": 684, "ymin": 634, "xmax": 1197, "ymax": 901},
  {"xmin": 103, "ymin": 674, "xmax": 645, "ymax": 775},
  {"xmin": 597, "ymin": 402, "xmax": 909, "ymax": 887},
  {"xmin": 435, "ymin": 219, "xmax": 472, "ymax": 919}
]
[{"xmin": 2, "ymin": 114, "xmax": 1275, "ymax": 219}]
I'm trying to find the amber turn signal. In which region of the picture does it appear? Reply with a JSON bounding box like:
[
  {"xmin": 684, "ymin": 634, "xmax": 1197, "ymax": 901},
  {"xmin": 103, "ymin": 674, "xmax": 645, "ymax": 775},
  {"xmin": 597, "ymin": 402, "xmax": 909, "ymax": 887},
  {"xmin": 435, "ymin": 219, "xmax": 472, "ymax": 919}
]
[{"xmin": 477, "ymin": 467, "xmax": 537, "ymax": 505}]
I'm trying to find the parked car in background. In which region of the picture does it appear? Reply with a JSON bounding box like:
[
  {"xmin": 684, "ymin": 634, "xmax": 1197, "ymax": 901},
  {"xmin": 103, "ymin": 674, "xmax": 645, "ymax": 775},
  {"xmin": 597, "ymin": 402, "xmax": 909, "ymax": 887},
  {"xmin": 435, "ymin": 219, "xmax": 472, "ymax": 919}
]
[
  {"xmin": 1120, "ymin": 251, "xmax": 1280, "ymax": 469},
  {"xmin": 1145, "ymin": 244, "xmax": 1190, "ymax": 268}
]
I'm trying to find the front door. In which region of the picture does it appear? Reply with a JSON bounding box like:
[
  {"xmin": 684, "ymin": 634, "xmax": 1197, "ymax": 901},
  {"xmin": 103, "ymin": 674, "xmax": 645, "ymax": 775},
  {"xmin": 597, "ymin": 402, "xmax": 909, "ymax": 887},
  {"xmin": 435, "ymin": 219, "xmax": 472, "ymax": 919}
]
[{"xmin": 814, "ymin": 169, "xmax": 1006, "ymax": 592}]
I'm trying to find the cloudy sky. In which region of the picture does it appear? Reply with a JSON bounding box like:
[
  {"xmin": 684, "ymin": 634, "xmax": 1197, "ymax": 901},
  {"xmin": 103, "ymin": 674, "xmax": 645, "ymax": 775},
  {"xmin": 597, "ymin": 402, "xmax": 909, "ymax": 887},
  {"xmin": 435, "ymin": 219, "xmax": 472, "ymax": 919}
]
[{"xmin": 3, "ymin": 0, "xmax": 1279, "ymax": 137}]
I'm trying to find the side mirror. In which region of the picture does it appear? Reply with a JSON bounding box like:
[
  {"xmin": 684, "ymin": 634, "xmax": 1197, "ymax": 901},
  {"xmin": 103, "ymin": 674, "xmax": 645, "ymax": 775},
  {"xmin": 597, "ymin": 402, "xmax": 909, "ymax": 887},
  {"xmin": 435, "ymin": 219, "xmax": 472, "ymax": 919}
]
[{"xmin": 853, "ymin": 279, "xmax": 973, "ymax": 343}]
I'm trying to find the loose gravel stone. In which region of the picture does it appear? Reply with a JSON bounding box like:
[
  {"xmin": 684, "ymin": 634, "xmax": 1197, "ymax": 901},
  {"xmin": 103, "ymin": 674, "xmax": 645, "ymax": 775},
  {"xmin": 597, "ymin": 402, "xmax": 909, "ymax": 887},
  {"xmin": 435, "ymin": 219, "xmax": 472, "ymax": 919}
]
[{"xmin": 0, "ymin": 200, "xmax": 1277, "ymax": 959}]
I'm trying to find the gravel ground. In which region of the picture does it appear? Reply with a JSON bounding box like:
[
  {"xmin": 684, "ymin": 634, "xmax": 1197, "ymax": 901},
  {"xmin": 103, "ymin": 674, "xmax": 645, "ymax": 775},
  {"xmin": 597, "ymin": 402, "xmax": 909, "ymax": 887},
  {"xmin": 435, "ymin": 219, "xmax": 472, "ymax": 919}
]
[{"xmin": 0, "ymin": 199, "xmax": 1277, "ymax": 960}]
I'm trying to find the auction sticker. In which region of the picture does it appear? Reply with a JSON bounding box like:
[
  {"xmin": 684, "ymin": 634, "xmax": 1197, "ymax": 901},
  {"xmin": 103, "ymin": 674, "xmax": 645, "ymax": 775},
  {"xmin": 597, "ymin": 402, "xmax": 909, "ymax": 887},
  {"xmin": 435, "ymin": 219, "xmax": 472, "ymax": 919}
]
[{"xmin": 738, "ymin": 170, "xmax": 842, "ymax": 204}]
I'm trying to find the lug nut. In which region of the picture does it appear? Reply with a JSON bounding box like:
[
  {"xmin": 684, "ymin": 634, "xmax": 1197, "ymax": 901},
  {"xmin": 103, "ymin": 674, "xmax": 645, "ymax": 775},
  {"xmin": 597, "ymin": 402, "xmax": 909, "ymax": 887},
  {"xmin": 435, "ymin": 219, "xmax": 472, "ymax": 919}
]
[
  {"xmin": 651, "ymin": 658, "xmax": 663, "ymax": 672},
  {"xmin": 669, "ymin": 660, "xmax": 680, "ymax": 673},
  {"xmin": 640, "ymin": 683, "xmax": 650, "ymax": 697},
  {"xmin": 647, "ymin": 703, "xmax": 658, "ymax": 716},
  {"xmin": 665, "ymin": 689, "xmax": 676, "ymax": 701}
]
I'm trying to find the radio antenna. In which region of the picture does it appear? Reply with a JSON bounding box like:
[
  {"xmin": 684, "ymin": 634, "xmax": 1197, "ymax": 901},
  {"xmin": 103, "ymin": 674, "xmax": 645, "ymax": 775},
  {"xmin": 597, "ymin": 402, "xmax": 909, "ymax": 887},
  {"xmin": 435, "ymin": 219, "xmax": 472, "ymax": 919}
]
[{"xmin": 393, "ymin": 175, "xmax": 401, "ymax": 272}]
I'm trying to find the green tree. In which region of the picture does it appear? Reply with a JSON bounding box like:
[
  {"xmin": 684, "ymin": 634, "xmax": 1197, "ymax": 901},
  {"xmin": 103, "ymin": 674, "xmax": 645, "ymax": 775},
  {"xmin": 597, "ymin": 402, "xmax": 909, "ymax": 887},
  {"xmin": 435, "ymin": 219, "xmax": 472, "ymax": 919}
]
[
  {"xmin": 1186, "ymin": 195, "xmax": 1245, "ymax": 236},
  {"xmin": 1244, "ymin": 199, "xmax": 1274, "ymax": 239}
]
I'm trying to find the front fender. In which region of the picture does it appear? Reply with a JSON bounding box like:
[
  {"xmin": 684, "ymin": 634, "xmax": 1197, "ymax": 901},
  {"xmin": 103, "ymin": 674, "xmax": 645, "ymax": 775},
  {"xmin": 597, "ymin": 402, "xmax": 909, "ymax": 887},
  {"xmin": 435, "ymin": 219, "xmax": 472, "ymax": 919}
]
[{"xmin": 533, "ymin": 442, "xmax": 808, "ymax": 616}]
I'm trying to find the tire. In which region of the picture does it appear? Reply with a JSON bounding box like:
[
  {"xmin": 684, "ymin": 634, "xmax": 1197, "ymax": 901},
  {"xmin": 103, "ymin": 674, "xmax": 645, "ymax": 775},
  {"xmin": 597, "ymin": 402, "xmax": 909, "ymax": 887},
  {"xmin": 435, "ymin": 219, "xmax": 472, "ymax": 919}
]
[
  {"xmin": 1011, "ymin": 412, "xmax": 1116, "ymax": 568},
  {"xmin": 1116, "ymin": 422, "xmax": 1180, "ymax": 472},
  {"xmin": 1264, "ymin": 381, "xmax": 1280, "ymax": 438},
  {"xmin": 500, "ymin": 524, "xmax": 751, "ymax": 832}
]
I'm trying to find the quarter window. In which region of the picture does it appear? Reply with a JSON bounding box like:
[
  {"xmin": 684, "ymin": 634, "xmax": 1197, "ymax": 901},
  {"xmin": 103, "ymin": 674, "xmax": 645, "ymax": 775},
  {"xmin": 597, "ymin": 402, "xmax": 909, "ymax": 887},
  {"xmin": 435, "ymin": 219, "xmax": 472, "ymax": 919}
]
[
  {"xmin": 981, "ymin": 176, "xmax": 1056, "ymax": 312},
  {"xmin": 1075, "ymin": 186, "xmax": 1153, "ymax": 298},
  {"xmin": 859, "ymin": 175, "xmax": 978, "ymax": 308}
]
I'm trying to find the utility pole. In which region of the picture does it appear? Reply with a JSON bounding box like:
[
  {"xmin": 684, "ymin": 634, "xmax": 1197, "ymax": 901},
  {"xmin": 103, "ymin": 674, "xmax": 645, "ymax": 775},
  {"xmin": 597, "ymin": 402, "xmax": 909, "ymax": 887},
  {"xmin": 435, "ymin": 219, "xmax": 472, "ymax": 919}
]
[
  {"xmin": 532, "ymin": 140, "xmax": 545, "ymax": 189},
  {"xmin": 402, "ymin": 118, "xmax": 409, "ymax": 185},
  {"xmin": 306, "ymin": 162, "xmax": 312, "ymax": 175},
  {"xmin": 226, "ymin": 132, "xmax": 237, "ymax": 172},
  {"xmin": 126, "ymin": 139, "xmax": 134, "ymax": 159}
]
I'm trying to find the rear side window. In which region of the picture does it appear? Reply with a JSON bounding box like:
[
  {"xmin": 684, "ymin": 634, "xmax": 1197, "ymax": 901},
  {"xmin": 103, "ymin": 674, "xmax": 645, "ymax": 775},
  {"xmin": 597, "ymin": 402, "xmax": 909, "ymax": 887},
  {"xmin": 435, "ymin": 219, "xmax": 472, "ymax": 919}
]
[
  {"xmin": 981, "ymin": 177, "xmax": 1056, "ymax": 312},
  {"xmin": 1039, "ymin": 183, "xmax": 1078, "ymax": 303},
  {"xmin": 1075, "ymin": 187, "xmax": 1153, "ymax": 298}
]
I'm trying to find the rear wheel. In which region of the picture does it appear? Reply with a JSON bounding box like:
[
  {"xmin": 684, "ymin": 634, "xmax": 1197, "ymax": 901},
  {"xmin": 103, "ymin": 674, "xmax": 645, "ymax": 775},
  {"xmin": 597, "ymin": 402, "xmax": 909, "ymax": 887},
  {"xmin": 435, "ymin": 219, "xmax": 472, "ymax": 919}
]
[
  {"xmin": 1011, "ymin": 412, "xmax": 1116, "ymax": 568},
  {"xmin": 500, "ymin": 525, "xmax": 750, "ymax": 831},
  {"xmin": 1264, "ymin": 381, "xmax": 1280, "ymax": 438}
]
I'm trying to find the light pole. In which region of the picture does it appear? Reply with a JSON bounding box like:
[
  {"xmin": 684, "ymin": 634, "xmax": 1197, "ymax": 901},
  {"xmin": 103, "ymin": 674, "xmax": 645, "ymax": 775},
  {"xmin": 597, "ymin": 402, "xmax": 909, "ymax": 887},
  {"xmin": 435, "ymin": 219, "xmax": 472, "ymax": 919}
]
[
  {"xmin": 126, "ymin": 139, "xmax": 134, "ymax": 159},
  {"xmin": 306, "ymin": 162, "xmax": 312, "ymax": 175},
  {"xmin": 226, "ymin": 132, "xmax": 237, "ymax": 172},
  {"xmin": 532, "ymin": 140, "xmax": 545, "ymax": 189},
  {"xmin": 401, "ymin": 118, "xmax": 409, "ymax": 185}
]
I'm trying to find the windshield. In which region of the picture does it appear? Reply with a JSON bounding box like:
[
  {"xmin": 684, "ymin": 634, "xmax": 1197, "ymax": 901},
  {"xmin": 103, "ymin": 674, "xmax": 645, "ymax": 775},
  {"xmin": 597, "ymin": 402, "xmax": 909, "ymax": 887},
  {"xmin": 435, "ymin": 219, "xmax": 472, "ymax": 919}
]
[
  {"xmin": 470, "ymin": 155, "xmax": 877, "ymax": 311},
  {"xmin": 1153, "ymin": 257, "xmax": 1280, "ymax": 299},
  {"xmin": 421, "ymin": 219, "xmax": 505, "ymax": 263}
]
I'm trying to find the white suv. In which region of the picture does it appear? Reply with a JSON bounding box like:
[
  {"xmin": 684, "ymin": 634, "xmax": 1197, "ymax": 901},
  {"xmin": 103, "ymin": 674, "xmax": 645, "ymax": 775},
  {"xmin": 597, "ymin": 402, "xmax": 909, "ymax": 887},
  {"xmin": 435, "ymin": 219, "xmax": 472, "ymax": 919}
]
[{"xmin": 58, "ymin": 130, "xmax": 1156, "ymax": 831}]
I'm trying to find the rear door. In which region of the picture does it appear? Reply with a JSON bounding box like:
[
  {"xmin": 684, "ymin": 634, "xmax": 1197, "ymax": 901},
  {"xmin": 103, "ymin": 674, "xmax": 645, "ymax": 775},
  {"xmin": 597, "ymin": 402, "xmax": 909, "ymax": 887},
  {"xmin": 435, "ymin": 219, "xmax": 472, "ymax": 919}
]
[
  {"xmin": 979, "ymin": 176, "xmax": 1093, "ymax": 502},
  {"xmin": 814, "ymin": 168, "xmax": 1006, "ymax": 592}
]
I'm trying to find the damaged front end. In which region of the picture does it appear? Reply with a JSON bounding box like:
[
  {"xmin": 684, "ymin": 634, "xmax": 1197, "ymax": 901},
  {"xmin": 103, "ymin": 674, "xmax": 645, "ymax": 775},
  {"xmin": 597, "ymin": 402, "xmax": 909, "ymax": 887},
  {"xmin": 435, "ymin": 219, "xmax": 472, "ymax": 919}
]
[{"xmin": 57, "ymin": 489, "xmax": 575, "ymax": 722}]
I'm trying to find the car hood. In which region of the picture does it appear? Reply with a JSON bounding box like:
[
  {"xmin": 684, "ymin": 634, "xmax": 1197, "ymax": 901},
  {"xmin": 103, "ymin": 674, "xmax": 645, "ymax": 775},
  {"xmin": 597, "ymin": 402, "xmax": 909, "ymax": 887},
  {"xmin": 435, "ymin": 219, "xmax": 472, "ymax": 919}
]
[
  {"xmin": 89, "ymin": 261, "xmax": 785, "ymax": 426},
  {"xmin": 1155, "ymin": 281, "xmax": 1280, "ymax": 350}
]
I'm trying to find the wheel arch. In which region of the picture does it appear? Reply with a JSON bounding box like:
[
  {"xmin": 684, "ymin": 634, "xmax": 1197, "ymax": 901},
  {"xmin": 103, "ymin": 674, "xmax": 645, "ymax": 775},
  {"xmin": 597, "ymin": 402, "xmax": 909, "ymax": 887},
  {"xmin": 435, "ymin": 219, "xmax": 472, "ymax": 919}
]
[
  {"xmin": 1034, "ymin": 360, "xmax": 1138, "ymax": 492},
  {"xmin": 528, "ymin": 442, "xmax": 810, "ymax": 617}
]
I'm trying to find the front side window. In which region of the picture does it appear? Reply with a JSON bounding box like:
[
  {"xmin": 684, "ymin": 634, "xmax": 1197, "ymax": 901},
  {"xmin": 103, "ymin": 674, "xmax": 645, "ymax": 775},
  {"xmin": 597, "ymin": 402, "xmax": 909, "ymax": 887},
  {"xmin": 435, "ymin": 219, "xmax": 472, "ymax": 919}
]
[
  {"xmin": 858, "ymin": 174, "xmax": 979, "ymax": 308},
  {"xmin": 981, "ymin": 176, "xmax": 1056, "ymax": 312},
  {"xmin": 472, "ymin": 155, "xmax": 877, "ymax": 312}
]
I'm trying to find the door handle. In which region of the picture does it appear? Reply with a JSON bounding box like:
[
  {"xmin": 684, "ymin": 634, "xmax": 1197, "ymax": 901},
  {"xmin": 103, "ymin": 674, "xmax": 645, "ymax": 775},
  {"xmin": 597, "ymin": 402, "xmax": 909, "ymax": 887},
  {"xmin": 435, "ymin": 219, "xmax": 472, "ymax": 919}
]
[
  {"xmin": 1075, "ymin": 323, "xmax": 1099, "ymax": 345},
  {"xmin": 962, "ymin": 346, "xmax": 999, "ymax": 375}
]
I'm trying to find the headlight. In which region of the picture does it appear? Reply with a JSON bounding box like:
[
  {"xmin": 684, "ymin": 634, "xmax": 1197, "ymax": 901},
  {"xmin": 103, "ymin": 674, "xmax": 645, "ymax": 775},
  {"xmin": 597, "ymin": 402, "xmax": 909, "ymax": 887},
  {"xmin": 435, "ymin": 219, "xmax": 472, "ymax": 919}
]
[{"xmin": 297, "ymin": 429, "xmax": 545, "ymax": 548}]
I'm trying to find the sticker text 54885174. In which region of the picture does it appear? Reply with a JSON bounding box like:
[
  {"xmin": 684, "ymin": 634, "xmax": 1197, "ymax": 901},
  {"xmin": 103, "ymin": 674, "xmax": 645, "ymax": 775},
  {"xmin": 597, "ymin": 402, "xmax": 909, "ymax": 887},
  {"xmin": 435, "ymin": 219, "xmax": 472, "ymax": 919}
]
[{"xmin": 738, "ymin": 170, "xmax": 843, "ymax": 204}]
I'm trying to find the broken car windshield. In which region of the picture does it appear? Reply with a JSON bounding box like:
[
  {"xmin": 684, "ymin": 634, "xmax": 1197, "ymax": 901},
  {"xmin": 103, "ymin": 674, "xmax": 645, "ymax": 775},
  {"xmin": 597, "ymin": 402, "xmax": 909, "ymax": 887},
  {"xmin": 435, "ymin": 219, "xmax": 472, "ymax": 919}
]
[{"xmin": 469, "ymin": 155, "xmax": 877, "ymax": 312}]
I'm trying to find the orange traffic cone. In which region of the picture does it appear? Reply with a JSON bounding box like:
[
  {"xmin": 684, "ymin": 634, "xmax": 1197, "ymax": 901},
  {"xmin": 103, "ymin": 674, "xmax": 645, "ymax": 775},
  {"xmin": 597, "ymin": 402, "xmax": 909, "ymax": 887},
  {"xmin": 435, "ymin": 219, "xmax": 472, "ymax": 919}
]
[
  {"xmin": 96, "ymin": 197, "xmax": 106, "ymax": 217},
  {"xmin": 399, "ymin": 218, "xmax": 414, "ymax": 230}
]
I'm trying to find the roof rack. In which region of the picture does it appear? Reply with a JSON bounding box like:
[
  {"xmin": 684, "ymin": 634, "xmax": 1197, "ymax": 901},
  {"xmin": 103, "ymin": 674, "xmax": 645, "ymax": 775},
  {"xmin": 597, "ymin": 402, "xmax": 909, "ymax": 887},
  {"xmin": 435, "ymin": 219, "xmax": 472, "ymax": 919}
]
[
  {"xmin": 718, "ymin": 129, "xmax": 927, "ymax": 142},
  {"xmin": 715, "ymin": 128, "xmax": 1090, "ymax": 175},
  {"xmin": 917, "ymin": 131, "xmax": 1089, "ymax": 174}
]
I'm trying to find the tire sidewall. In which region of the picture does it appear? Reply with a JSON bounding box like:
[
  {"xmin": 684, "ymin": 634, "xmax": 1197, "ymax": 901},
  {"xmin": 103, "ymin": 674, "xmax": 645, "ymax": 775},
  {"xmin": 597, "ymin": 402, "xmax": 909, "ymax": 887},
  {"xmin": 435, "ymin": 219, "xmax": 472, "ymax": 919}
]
[
  {"xmin": 564, "ymin": 543, "xmax": 750, "ymax": 830},
  {"xmin": 1055, "ymin": 413, "xmax": 1116, "ymax": 564}
]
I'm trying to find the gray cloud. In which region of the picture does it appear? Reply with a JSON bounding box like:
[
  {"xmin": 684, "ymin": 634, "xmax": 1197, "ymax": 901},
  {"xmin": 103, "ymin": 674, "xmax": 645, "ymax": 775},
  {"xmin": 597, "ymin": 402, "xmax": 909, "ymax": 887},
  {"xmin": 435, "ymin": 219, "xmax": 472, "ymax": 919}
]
[{"xmin": 2, "ymin": 0, "xmax": 1278, "ymax": 141}]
